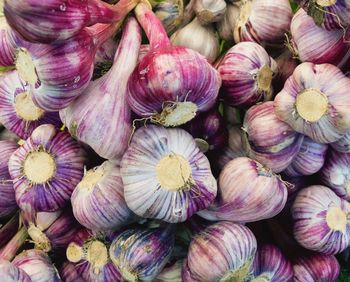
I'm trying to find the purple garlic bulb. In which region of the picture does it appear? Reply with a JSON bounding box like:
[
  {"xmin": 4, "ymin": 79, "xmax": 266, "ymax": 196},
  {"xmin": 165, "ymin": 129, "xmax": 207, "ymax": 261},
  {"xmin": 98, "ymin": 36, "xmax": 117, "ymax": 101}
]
[
  {"xmin": 218, "ymin": 41, "xmax": 277, "ymax": 108},
  {"xmin": 109, "ymin": 226, "xmax": 175, "ymax": 281},
  {"xmin": 292, "ymin": 185, "xmax": 350, "ymax": 254},
  {"xmin": 156, "ymin": 260, "xmax": 182, "ymax": 282},
  {"xmin": 0, "ymin": 70, "xmax": 61, "ymax": 139},
  {"xmin": 8, "ymin": 124, "xmax": 85, "ymax": 212},
  {"xmin": 274, "ymin": 62, "xmax": 350, "ymax": 143},
  {"xmin": 127, "ymin": 1, "xmax": 221, "ymax": 127},
  {"xmin": 184, "ymin": 221, "xmax": 257, "ymax": 281},
  {"xmin": 243, "ymin": 101, "xmax": 304, "ymax": 173},
  {"xmin": 59, "ymin": 262, "xmax": 84, "ymax": 282},
  {"xmin": 0, "ymin": 259, "xmax": 31, "ymax": 282},
  {"xmin": 0, "ymin": 15, "xmax": 17, "ymax": 67},
  {"xmin": 121, "ymin": 125, "xmax": 217, "ymax": 223}
]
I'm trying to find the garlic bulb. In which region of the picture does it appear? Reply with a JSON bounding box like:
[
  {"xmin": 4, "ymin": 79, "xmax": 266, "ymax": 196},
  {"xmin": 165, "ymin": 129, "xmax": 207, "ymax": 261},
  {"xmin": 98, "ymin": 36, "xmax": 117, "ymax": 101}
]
[
  {"xmin": 121, "ymin": 125, "xmax": 217, "ymax": 223},
  {"xmin": 128, "ymin": 1, "xmax": 221, "ymax": 127},
  {"xmin": 243, "ymin": 101, "xmax": 304, "ymax": 173},
  {"xmin": 171, "ymin": 17, "xmax": 220, "ymax": 64},
  {"xmin": 283, "ymin": 136, "xmax": 328, "ymax": 177},
  {"xmin": 0, "ymin": 15, "xmax": 16, "ymax": 67},
  {"xmin": 8, "ymin": 124, "xmax": 85, "ymax": 212},
  {"xmin": 0, "ymin": 140, "xmax": 18, "ymax": 219},
  {"xmin": 60, "ymin": 17, "xmax": 141, "ymax": 160},
  {"xmin": 153, "ymin": 0, "xmax": 184, "ymax": 35},
  {"xmin": 184, "ymin": 221, "xmax": 257, "ymax": 281},
  {"xmin": 216, "ymin": 3, "xmax": 240, "ymax": 42},
  {"xmin": 218, "ymin": 42, "xmax": 277, "ymax": 107},
  {"xmin": 4, "ymin": 0, "xmax": 138, "ymax": 43},
  {"xmin": 110, "ymin": 226, "xmax": 175, "ymax": 281},
  {"xmin": 0, "ymin": 70, "xmax": 61, "ymax": 139},
  {"xmin": 234, "ymin": 0, "xmax": 292, "ymax": 45},
  {"xmin": 290, "ymin": 8, "xmax": 350, "ymax": 67},
  {"xmin": 274, "ymin": 62, "xmax": 350, "ymax": 144},
  {"xmin": 12, "ymin": 250, "xmax": 61, "ymax": 281},
  {"xmin": 71, "ymin": 161, "xmax": 134, "ymax": 231},
  {"xmin": 320, "ymin": 149, "xmax": 350, "ymax": 201},
  {"xmin": 252, "ymin": 244, "xmax": 293, "ymax": 282},
  {"xmin": 0, "ymin": 259, "xmax": 31, "ymax": 282},
  {"xmin": 193, "ymin": 0, "xmax": 227, "ymax": 24},
  {"xmin": 156, "ymin": 260, "xmax": 182, "ymax": 282},
  {"xmin": 0, "ymin": 213, "xmax": 21, "ymax": 249},
  {"xmin": 198, "ymin": 157, "xmax": 288, "ymax": 222},
  {"xmin": 66, "ymin": 229, "xmax": 122, "ymax": 281},
  {"xmin": 293, "ymin": 253, "xmax": 340, "ymax": 282},
  {"xmin": 292, "ymin": 185, "xmax": 350, "ymax": 254},
  {"xmin": 59, "ymin": 262, "xmax": 84, "ymax": 282}
]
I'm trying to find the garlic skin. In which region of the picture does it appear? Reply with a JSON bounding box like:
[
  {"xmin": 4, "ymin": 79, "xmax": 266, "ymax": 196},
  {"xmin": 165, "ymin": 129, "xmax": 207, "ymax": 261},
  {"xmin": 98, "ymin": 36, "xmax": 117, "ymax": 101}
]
[
  {"xmin": 156, "ymin": 260, "xmax": 182, "ymax": 282},
  {"xmin": 234, "ymin": 0, "xmax": 292, "ymax": 44},
  {"xmin": 121, "ymin": 125, "xmax": 217, "ymax": 223},
  {"xmin": 198, "ymin": 157, "xmax": 288, "ymax": 222},
  {"xmin": 128, "ymin": 2, "xmax": 221, "ymax": 127},
  {"xmin": 66, "ymin": 229, "xmax": 122, "ymax": 282},
  {"xmin": 0, "ymin": 140, "xmax": 18, "ymax": 219},
  {"xmin": 0, "ymin": 15, "xmax": 16, "ymax": 66},
  {"xmin": 216, "ymin": 3, "xmax": 240, "ymax": 42},
  {"xmin": 110, "ymin": 226, "xmax": 175, "ymax": 281},
  {"xmin": 283, "ymin": 136, "xmax": 328, "ymax": 177},
  {"xmin": 274, "ymin": 62, "xmax": 350, "ymax": 144},
  {"xmin": 60, "ymin": 17, "xmax": 141, "ymax": 160},
  {"xmin": 59, "ymin": 262, "xmax": 84, "ymax": 282},
  {"xmin": 12, "ymin": 249, "xmax": 61, "ymax": 282},
  {"xmin": 71, "ymin": 161, "xmax": 133, "ymax": 231},
  {"xmin": 171, "ymin": 17, "xmax": 220, "ymax": 64},
  {"xmin": 193, "ymin": 0, "xmax": 227, "ymax": 24},
  {"xmin": 320, "ymin": 149, "xmax": 350, "ymax": 201},
  {"xmin": 331, "ymin": 130, "xmax": 350, "ymax": 153},
  {"xmin": 14, "ymin": 22, "xmax": 120, "ymax": 111},
  {"xmin": 0, "ymin": 259, "xmax": 31, "ymax": 282},
  {"xmin": 153, "ymin": 0, "xmax": 184, "ymax": 35},
  {"xmin": 94, "ymin": 37, "xmax": 118, "ymax": 65},
  {"xmin": 0, "ymin": 70, "xmax": 61, "ymax": 139},
  {"xmin": 218, "ymin": 42, "xmax": 278, "ymax": 108},
  {"xmin": 4, "ymin": 0, "xmax": 138, "ymax": 43},
  {"xmin": 8, "ymin": 124, "xmax": 85, "ymax": 212},
  {"xmin": 252, "ymin": 244, "xmax": 293, "ymax": 282},
  {"xmin": 293, "ymin": 253, "xmax": 340, "ymax": 282},
  {"xmin": 184, "ymin": 222, "xmax": 257, "ymax": 281},
  {"xmin": 243, "ymin": 102, "xmax": 304, "ymax": 173},
  {"xmin": 292, "ymin": 185, "xmax": 350, "ymax": 254},
  {"xmin": 290, "ymin": 8, "xmax": 350, "ymax": 67}
]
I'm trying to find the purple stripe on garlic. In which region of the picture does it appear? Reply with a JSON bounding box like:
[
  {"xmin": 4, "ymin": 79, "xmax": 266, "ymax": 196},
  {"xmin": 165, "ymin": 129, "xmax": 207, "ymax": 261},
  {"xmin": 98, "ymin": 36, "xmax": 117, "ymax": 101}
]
[
  {"xmin": 0, "ymin": 259, "xmax": 31, "ymax": 282},
  {"xmin": 0, "ymin": 15, "xmax": 16, "ymax": 67}
]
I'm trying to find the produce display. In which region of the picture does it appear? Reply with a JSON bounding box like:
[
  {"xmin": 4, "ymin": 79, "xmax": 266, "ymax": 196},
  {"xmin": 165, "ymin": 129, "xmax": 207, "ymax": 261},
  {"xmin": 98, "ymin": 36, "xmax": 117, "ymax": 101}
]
[{"xmin": 1, "ymin": 0, "xmax": 350, "ymax": 281}]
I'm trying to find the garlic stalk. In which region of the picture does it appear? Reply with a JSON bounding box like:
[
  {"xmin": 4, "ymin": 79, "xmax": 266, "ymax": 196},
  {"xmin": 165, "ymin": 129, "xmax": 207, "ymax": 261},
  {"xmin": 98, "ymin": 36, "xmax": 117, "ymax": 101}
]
[
  {"xmin": 193, "ymin": 0, "xmax": 227, "ymax": 24},
  {"xmin": 8, "ymin": 124, "xmax": 85, "ymax": 212},
  {"xmin": 0, "ymin": 259, "xmax": 31, "ymax": 282},
  {"xmin": 4, "ymin": 0, "xmax": 139, "ymax": 43},
  {"xmin": 0, "ymin": 70, "xmax": 61, "ymax": 139},
  {"xmin": 171, "ymin": 17, "xmax": 220, "ymax": 64},
  {"xmin": 216, "ymin": 3, "xmax": 240, "ymax": 42},
  {"xmin": 292, "ymin": 185, "xmax": 350, "ymax": 254},
  {"xmin": 128, "ymin": 0, "xmax": 221, "ymax": 127},
  {"xmin": 121, "ymin": 125, "xmax": 217, "ymax": 223},
  {"xmin": 274, "ymin": 62, "xmax": 350, "ymax": 143},
  {"xmin": 0, "ymin": 226, "xmax": 28, "ymax": 261},
  {"xmin": 218, "ymin": 42, "xmax": 278, "ymax": 107}
]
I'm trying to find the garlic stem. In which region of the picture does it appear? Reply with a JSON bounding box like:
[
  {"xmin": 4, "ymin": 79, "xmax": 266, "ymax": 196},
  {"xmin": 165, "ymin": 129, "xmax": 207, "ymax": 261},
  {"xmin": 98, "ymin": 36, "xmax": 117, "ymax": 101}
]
[{"xmin": 0, "ymin": 226, "xmax": 28, "ymax": 261}]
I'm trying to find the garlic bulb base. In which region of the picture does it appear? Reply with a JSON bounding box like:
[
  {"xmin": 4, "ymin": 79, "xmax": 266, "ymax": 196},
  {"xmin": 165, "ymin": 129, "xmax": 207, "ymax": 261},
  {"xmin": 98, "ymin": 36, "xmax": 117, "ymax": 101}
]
[
  {"xmin": 28, "ymin": 225, "xmax": 52, "ymax": 252},
  {"xmin": 66, "ymin": 243, "xmax": 83, "ymax": 263},
  {"xmin": 23, "ymin": 150, "xmax": 56, "ymax": 184},
  {"xmin": 154, "ymin": 101, "xmax": 198, "ymax": 127},
  {"xmin": 295, "ymin": 88, "xmax": 328, "ymax": 122},
  {"xmin": 220, "ymin": 261, "xmax": 252, "ymax": 282},
  {"xmin": 15, "ymin": 48, "xmax": 38, "ymax": 86},
  {"xmin": 326, "ymin": 206, "xmax": 347, "ymax": 232},
  {"xmin": 87, "ymin": 241, "xmax": 108, "ymax": 273},
  {"xmin": 14, "ymin": 92, "xmax": 45, "ymax": 122}
]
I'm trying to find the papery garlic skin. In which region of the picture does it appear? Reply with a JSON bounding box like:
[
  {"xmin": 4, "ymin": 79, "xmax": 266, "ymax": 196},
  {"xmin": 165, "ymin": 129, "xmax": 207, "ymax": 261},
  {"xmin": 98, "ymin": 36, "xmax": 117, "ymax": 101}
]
[
  {"xmin": 284, "ymin": 136, "xmax": 328, "ymax": 177},
  {"xmin": 216, "ymin": 3, "xmax": 240, "ymax": 42},
  {"xmin": 198, "ymin": 157, "xmax": 288, "ymax": 222},
  {"xmin": 94, "ymin": 37, "xmax": 118, "ymax": 65},
  {"xmin": 171, "ymin": 17, "xmax": 220, "ymax": 64},
  {"xmin": 293, "ymin": 253, "xmax": 340, "ymax": 282},
  {"xmin": 218, "ymin": 42, "xmax": 277, "ymax": 108},
  {"xmin": 320, "ymin": 149, "xmax": 350, "ymax": 201},
  {"xmin": 252, "ymin": 244, "xmax": 293, "ymax": 282},
  {"xmin": 292, "ymin": 185, "xmax": 350, "ymax": 254},
  {"xmin": 0, "ymin": 16, "xmax": 16, "ymax": 66},
  {"xmin": 13, "ymin": 250, "xmax": 61, "ymax": 282},
  {"xmin": 0, "ymin": 259, "xmax": 31, "ymax": 282},
  {"xmin": 60, "ymin": 17, "xmax": 141, "ymax": 160},
  {"xmin": 274, "ymin": 62, "xmax": 350, "ymax": 144},
  {"xmin": 184, "ymin": 221, "xmax": 257, "ymax": 281},
  {"xmin": 0, "ymin": 70, "xmax": 61, "ymax": 139},
  {"xmin": 110, "ymin": 226, "xmax": 175, "ymax": 281},
  {"xmin": 121, "ymin": 125, "xmax": 217, "ymax": 223},
  {"xmin": 243, "ymin": 101, "xmax": 304, "ymax": 173},
  {"xmin": 71, "ymin": 161, "xmax": 133, "ymax": 231},
  {"xmin": 8, "ymin": 124, "xmax": 85, "ymax": 212},
  {"xmin": 290, "ymin": 8, "xmax": 350, "ymax": 67},
  {"xmin": 234, "ymin": 0, "xmax": 292, "ymax": 44},
  {"xmin": 156, "ymin": 260, "xmax": 182, "ymax": 282},
  {"xmin": 193, "ymin": 0, "xmax": 226, "ymax": 24}
]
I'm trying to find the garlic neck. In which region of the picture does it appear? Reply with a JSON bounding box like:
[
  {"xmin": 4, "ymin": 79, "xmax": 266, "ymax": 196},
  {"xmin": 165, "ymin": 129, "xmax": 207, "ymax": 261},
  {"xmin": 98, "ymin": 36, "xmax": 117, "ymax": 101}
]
[
  {"xmin": 14, "ymin": 92, "xmax": 45, "ymax": 122},
  {"xmin": 219, "ymin": 261, "xmax": 252, "ymax": 282},
  {"xmin": 28, "ymin": 225, "xmax": 51, "ymax": 252}
]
